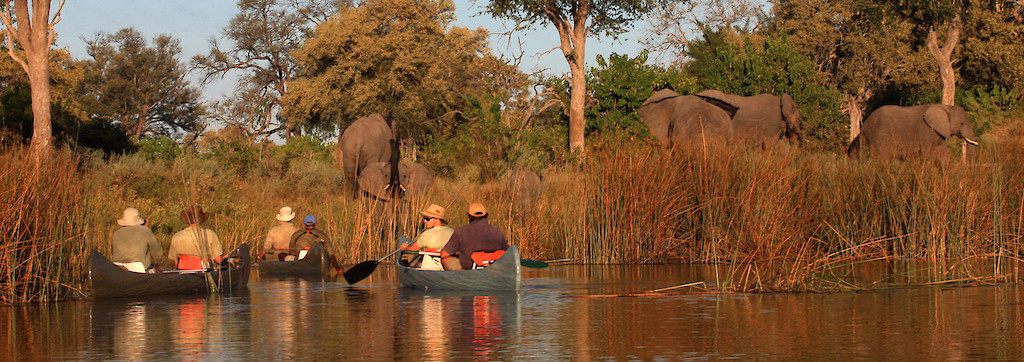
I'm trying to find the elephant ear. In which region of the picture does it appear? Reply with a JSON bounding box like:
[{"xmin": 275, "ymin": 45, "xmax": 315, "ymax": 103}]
[
  {"xmin": 695, "ymin": 90, "xmax": 739, "ymax": 118},
  {"xmin": 923, "ymin": 105, "xmax": 953, "ymax": 138},
  {"xmin": 400, "ymin": 161, "xmax": 434, "ymax": 199}
]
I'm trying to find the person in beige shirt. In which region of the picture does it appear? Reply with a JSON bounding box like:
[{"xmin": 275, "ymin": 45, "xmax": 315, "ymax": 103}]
[
  {"xmin": 168, "ymin": 206, "xmax": 224, "ymax": 269},
  {"xmin": 111, "ymin": 207, "xmax": 165, "ymax": 272},
  {"xmin": 263, "ymin": 206, "xmax": 300, "ymax": 261},
  {"xmin": 400, "ymin": 204, "xmax": 454, "ymax": 269}
]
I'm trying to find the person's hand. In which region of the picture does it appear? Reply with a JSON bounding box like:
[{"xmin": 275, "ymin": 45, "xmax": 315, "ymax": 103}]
[{"xmin": 400, "ymin": 243, "xmax": 409, "ymax": 251}]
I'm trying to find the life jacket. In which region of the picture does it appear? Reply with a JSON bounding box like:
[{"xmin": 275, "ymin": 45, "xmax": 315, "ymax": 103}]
[
  {"xmin": 177, "ymin": 255, "xmax": 206, "ymax": 270},
  {"xmin": 471, "ymin": 250, "xmax": 505, "ymax": 269}
]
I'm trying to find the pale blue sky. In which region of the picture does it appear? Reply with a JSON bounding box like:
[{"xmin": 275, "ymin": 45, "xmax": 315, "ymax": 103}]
[{"xmin": 55, "ymin": 0, "xmax": 650, "ymax": 102}]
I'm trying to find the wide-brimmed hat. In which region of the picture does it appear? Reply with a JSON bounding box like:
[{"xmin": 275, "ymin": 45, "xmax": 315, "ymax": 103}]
[
  {"xmin": 180, "ymin": 206, "xmax": 208, "ymax": 225},
  {"xmin": 275, "ymin": 206, "xmax": 296, "ymax": 222},
  {"xmin": 420, "ymin": 204, "xmax": 446, "ymax": 221},
  {"xmin": 117, "ymin": 207, "xmax": 144, "ymax": 226},
  {"xmin": 467, "ymin": 203, "xmax": 487, "ymax": 217}
]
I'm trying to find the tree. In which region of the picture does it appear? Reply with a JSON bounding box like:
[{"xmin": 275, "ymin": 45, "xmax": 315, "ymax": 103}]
[
  {"xmin": 80, "ymin": 28, "xmax": 204, "ymax": 140},
  {"xmin": 643, "ymin": 0, "xmax": 765, "ymax": 64},
  {"xmin": 485, "ymin": 0, "xmax": 659, "ymax": 154},
  {"xmin": 284, "ymin": 0, "xmax": 519, "ymax": 142},
  {"xmin": 192, "ymin": 0, "xmax": 343, "ymax": 140},
  {"xmin": 0, "ymin": 0, "xmax": 66, "ymax": 159}
]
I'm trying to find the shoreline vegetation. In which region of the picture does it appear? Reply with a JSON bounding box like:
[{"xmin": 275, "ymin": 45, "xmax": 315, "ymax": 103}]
[{"xmin": 2, "ymin": 130, "xmax": 1023, "ymax": 303}]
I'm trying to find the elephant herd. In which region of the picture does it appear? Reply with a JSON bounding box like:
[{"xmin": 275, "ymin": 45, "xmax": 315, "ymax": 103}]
[
  {"xmin": 338, "ymin": 113, "xmax": 433, "ymax": 200},
  {"xmin": 337, "ymin": 91, "xmax": 980, "ymax": 200},
  {"xmin": 639, "ymin": 89, "xmax": 980, "ymax": 158}
]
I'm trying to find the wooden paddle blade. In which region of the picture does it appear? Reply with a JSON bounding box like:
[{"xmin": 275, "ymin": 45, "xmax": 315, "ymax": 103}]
[
  {"xmin": 343, "ymin": 260, "xmax": 379, "ymax": 284},
  {"xmin": 520, "ymin": 259, "xmax": 549, "ymax": 268}
]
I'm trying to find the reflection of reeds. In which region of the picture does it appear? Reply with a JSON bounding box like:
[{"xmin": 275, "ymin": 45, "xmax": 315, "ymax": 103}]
[{"xmin": 0, "ymin": 149, "xmax": 89, "ymax": 303}]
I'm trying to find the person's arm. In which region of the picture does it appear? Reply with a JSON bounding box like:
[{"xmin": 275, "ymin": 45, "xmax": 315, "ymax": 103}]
[
  {"xmin": 263, "ymin": 230, "xmax": 275, "ymax": 253},
  {"xmin": 288, "ymin": 231, "xmax": 302, "ymax": 254},
  {"xmin": 403, "ymin": 241, "xmax": 421, "ymax": 251},
  {"xmin": 146, "ymin": 232, "xmax": 164, "ymax": 262}
]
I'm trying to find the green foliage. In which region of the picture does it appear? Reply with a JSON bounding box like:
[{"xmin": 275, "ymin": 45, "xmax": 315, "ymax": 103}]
[
  {"xmin": 423, "ymin": 95, "xmax": 512, "ymax": 180},
  {"xmin": 687, "ymin": 30, "xmax": 846, "ymax": 151},
  {"xmin": 485, "ymin": 0, "xmax": 657, "ymax": 38},
  {"xmin": 957, "ymin": 86, "xmax": 1024, "ymax": 135},
  {"xmin": 273, "ymin": 135, "xmax": 330, "ymax": 163},
  {"xmin": 204, "ymin": 136, "xmax": 261, "ymax": 176},
  {"xmin": 585, "ymin": 51, "xmax": 697, "ymax": 138},
  {"xmin": 284, "ymin": 0, "xmax": 521, "ymax": 145},
  {"xmin": 138, "ymin": 136, "xmax": 181, "ymax": 162},
  {"xmin": 81, "ymin": 28, "xmax": 204, "ymax": 139}
]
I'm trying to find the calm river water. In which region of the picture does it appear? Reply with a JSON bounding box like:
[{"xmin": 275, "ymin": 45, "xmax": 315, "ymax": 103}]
[{"xmin": 2, "ymin": 265, "xmax": 1023, "ymax": 360}]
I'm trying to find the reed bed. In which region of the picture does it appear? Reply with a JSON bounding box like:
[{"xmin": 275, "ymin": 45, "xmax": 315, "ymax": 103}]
[
  {"xmin": 4, "ymin": 130, "xmax": 1024, "ymax": 300},
  {"xmin": 0, "ymin": 149, "xmax": 90, "ymax": 303}
]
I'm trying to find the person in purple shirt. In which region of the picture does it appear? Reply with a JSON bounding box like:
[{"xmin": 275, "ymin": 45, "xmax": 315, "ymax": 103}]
[{"xmin": 440, "ymin": 203, "xmax": 510, "ymax": 270}]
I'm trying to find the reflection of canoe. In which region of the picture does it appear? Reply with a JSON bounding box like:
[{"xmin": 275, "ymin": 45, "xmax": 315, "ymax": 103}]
[
  {"xmin": 89, "ymin": 244, "xmax": 251, "ymax": 299},
  {"xmin": 258, "ymin": 242, "xmax": 331, "ymax": 277},
  {"xmin": 396, "ymin": 245, "xmax": 521, "ymax": 291}
]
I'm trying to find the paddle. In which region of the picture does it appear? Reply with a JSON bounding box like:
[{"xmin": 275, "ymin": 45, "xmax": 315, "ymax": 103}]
[
  {"xmin": 343, "ymin": 236, "xmax": 411, "ymax": 285},
  {"xmin": 520, "ymin": 259, "xmax": 549, "ymax": 268}
]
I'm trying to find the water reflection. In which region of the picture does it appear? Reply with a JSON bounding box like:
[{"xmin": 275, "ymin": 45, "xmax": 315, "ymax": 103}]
[
  {"xmin": 397, "ymin": 289, "xmax": 521, "ymax": 359},
  {"xmin": 1, "ymin": 265, "xmax": 1023, "ymax": 359}
]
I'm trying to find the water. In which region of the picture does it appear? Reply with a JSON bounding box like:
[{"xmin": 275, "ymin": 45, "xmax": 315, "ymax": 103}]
[{"xmin": 2, "ymin": 265, "xmax": 1023, "ymax": 360}]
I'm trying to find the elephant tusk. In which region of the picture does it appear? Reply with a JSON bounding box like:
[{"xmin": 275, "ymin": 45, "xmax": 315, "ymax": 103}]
[{"xmin": 965, "ymin": 138, "xmax": 979, "ymax": 146}]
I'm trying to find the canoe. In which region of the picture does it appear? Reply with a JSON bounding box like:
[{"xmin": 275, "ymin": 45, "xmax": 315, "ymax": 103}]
[
  {"xmin": 89, "ymin": 244, "xmax": 251, "ymax": 299},
  {"xmin": 258, "ymin": 242, "xmax": 332, "ymax": 277},
  {"xmin": 396, "ymin": 245, "xmax": 521, "ymax": 291}
]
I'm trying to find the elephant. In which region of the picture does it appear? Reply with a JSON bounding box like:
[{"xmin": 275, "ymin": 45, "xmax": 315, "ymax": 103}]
[
  {"xmin": 339, "ymin": 113, "xmax": 393, "ymax": 198},
  {"xmin": 357, "ymin": 161, "xmax": 434, "ymax": 200},
  {"xmin": 696, "ymin": 90, "xmax": 802, "ymax": 147},
  {"xmin": 506, "ymin": 167, "xmax": 542, "ymax": 212},
  {"xmin": 849, "ymin": 104, "xmax": 979, "ymax": 159},
  {"xmin": 638, "ymin": 89, "xmax": 736, "ymax": 147}
]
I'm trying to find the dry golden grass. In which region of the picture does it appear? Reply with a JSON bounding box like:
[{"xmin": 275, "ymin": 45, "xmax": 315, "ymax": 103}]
[{"xmin": 2, "ymin": 133, "xmax": 1024, "ymax": 300}]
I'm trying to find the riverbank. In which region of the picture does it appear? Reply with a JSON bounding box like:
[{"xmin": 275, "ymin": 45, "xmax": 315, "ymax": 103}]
[{"xmin": 1, "ymin": 131, "xmax": 1023, "ymax": 301}]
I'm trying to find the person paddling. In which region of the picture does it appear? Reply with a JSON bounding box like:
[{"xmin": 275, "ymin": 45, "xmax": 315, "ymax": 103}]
[
  {"xmin": 289, "ymin": 214, "xmax": 343, "ymax": 272},
  {"xmin": 168, "ymin": 206, "xmax": 225, "ymax": 270},
  {"xmin": 400, "ymin": 203, "xmax": 454, "ymax": 270},
  {"xmin": 440, "ymin": 203, "xmax": 509, "ymax": 270},
  {"xmin": 263, "ymin": 206, "xmax": 300, "ymax": 261},
  {"xmin": 111, "ymin": 207, "xmax": 165, "ymax": 273}
]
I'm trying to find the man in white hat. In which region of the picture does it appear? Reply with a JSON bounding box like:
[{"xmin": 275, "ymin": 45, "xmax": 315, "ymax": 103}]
[
  {"xmin": 111, "ymin": 207, "xmax": 165, "ymax": 273},
  {"xmin": 263, "ymin": 206, "xmax": 300, "ymax": 261},
  {"xmin": 400, "ymin": 203, "xmax": 454, "ymax": 269}
]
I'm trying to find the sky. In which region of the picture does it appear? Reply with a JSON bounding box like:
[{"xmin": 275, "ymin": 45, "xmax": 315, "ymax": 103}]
[{"xmin": 55, "ymin": 0, "xmax": 651, "ymax": 102}]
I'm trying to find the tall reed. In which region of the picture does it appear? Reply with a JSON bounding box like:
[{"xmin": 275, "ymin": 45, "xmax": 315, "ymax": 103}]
[{"xmin": 0, "ymin": 149, "xmax": 90, "ymax": 303}]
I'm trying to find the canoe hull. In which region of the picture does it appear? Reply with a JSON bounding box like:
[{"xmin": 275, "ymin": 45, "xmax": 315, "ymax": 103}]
[
  {"xmin": 258, "ymin": 242, "xmax": 331, "ymax": 277},
  {"xmin": 90, "ymin": 244, "xmax": 251, "ymax": 299},
  {"xmin": 396, "ymin": 245, "xmax": 521, "ymax": 291}
]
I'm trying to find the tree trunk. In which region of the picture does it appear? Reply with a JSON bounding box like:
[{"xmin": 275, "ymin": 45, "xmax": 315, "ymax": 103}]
[
  {"xmin": 26, "ymin": 50, "xmax": 51, "ymax": 158},
  {"xmin": 568, "ymin": 53, "xmax": 586, "ymax": 154},
  {"xmin": 2, "ymin": 0, "xmax": 56, "ymax": 161},
  {"xmin": 846, "ymin": 95, "xmax": 863, "ymax": 143},
  {"xmin": 927, "ymin": 16, "xmax": 960, "ymax": 106}
]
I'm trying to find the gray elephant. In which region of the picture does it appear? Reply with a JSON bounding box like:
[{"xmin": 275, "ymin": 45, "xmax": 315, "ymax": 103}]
[
  {"xmin": 339, "ymin": 113, "xmax": 393, "ymax": 198},
  {"xmin": 696, "ymin": 90, "xmax": 802, "ymax": 146},
  {"xmin": 849, "ymin": 104, "xmax": 979, "ymax": 159},
  {"xmin": 507, "ymin": 167, "xmax": 542, "ymax": 211},
  {"xmin": 357, "ymin": 161, "xmax": 433, "ymax": 200},
  {"xmin": 638, "ymin": 89, "xmax": 735, "ymax": 146}
]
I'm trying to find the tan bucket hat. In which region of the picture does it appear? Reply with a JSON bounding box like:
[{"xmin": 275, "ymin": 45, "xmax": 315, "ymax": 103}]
[
  {"xmin": 467, "ymin": 203, "xmax": 487, "ymax": 217},
  {"xmin": 275, "ymin": 206, "xmax": 296, "ymax": 222},
  {"xmin": 420, "ymin": 204, "xmax": 446, "ymax": 221},
  {"xmin": 117, "ymin": 207, "xmax": 144, "ymax": 226}
]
